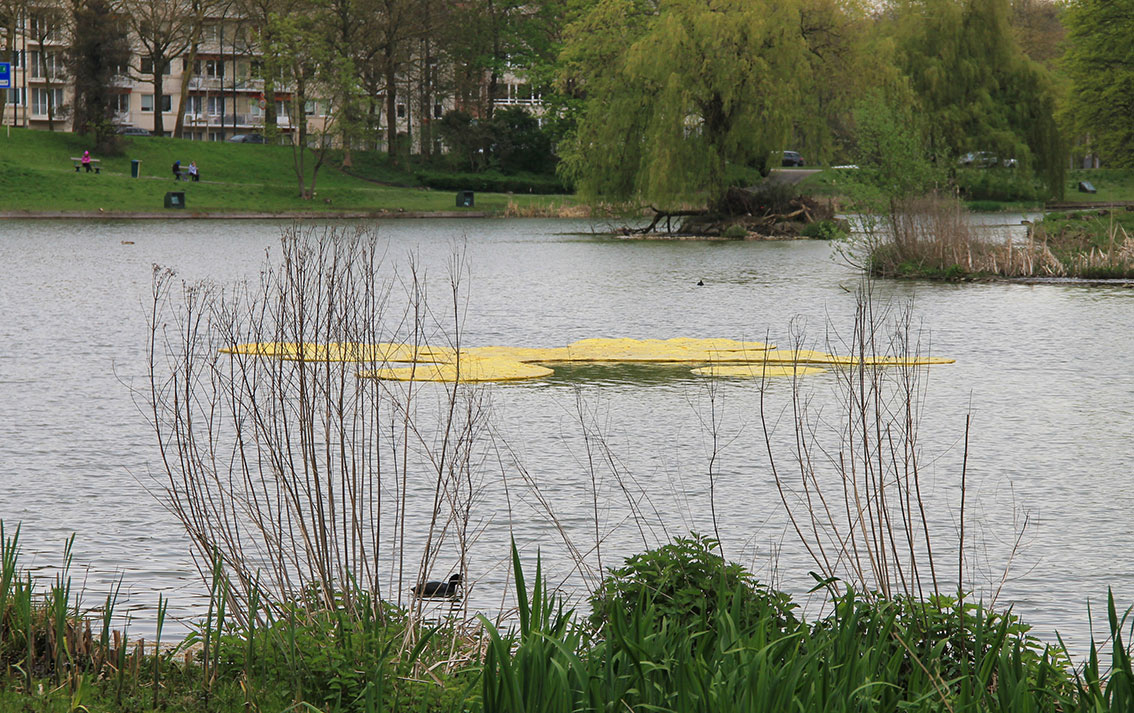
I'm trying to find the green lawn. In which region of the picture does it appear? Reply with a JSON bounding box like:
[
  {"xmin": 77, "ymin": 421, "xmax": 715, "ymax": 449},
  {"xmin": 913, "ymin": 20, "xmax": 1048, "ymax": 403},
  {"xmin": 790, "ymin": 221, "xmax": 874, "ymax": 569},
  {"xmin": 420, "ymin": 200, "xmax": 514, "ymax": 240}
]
[
  {"xmin": 1064, "ymin": 168, "xmax": 1134, "ymax": 203},
  {"xmin": 0, "ymin": 128, "xmax": 574, "ymax": 215}
]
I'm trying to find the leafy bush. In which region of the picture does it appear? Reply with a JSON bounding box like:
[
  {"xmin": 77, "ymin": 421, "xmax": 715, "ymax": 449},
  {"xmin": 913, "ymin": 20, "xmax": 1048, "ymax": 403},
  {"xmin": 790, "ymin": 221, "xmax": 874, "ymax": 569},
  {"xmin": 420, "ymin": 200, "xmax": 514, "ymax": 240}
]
[
  {"xmin": 801, "ymin": 219, "xmax": 847, "ymax": 240},
  {"xmin": 955, "ymin": 167, "xmax": 1046, "ymax": 202},
  {"xmin": 587, "ymin": 533, "xmax": 797, "ymax": 634},
  {"xmin": 436, "ymin": 108, "xmax": 558, "ymax": 175}
]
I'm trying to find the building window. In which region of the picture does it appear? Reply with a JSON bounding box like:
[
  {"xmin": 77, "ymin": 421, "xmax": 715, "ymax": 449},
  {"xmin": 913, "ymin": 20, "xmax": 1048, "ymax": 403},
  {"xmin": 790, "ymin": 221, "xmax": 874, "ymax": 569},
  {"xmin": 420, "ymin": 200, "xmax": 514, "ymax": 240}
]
[
  {"xmin": 113, "ymin": 94, "xmax": 130, "ymax": 113},
  {"xmin": 276, "ymin": 100, "xmax": 288, "ymax": 118},
  {"xmin": 203, "ymin": 24, "xmax": 221, "ymax": 44},
  {"xmin": 30, "ymin": 15, "xmax": 62, "ymax": 43},
  {"xmin": 208, "ymin": 96, "xmax": 224, "ymax": 116},
  {"xmin": 304, "ymin": 99, "xmax": 316, "ymax": 116},
  {"xmin": 31, "ymin": 88, "xmax": 64, "ymax": 116},
  {"xmin": 186, "ymin": 96, "xmax": 203, "ymax": 116},
  {"xmin": 209, "ymin": 131, "xmax": 225, "ymax": 141},
  {"xmin": 204, "ymin": 59, "xmax": 224, "ymax": 78},
  {"xmin": 10, "ymin": 50, "xmax": 23, "ymax": 68},
  {"xmin": 434, "ymin": 104, "xmax": 443, "ymax": 119},
  {"xmin": 30, "ymin": 51, "xmax": 63, "ymax": 79},
  {"xmin": 141, "ymin": 94, "xmax": 154, "ymax": 112},
  {"xmin": 396, "ymin": 104, "xmax": 405, "ymax": 118},
  {"xmin": 160, "ymin": 94, "xmax": 172, "ymax": 112},
  {"xmin": 7, "ymin": 87, "xmax": 25, "ymax": 106}
]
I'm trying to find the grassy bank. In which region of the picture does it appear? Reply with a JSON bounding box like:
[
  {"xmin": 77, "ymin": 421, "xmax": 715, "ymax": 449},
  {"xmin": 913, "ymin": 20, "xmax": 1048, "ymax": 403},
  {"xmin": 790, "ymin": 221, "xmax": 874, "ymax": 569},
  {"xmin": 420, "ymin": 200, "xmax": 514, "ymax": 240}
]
[{"xmin": 0, "ymin": 129, "xmax": 575, "ymax": 215}]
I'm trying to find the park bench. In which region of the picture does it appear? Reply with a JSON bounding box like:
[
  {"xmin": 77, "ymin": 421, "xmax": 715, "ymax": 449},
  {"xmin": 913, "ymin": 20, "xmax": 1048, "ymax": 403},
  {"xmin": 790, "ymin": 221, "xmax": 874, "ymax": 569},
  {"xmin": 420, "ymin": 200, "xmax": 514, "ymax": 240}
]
[{"xmin": 70, "ymin": 157, "xmax": 101, "ymax": 173}]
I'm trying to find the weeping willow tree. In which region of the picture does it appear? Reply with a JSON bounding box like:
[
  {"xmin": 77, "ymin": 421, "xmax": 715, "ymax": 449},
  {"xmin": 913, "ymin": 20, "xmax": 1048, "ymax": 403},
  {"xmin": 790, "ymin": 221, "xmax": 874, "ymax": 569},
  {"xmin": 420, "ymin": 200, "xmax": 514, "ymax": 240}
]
[
  {"xmin": 558, "ymin": 0, "xmax": 810, "ymax": 209},
  {"xmin": 1062, "ymin": 0, "xmax": 1134, "ymax": 168},
  {"xmin": 890, "ymin": 0, "xmax": 1064, "ymax": 197}
]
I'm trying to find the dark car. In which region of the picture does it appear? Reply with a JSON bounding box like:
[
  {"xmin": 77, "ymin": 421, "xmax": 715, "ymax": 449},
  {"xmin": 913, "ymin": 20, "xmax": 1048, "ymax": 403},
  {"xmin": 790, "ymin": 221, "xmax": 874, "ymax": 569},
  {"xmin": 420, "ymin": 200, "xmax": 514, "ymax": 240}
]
[
  {"xmin": 116, "ymin": 126, "xmax": 152, "ymax": 136},
  {"xmin": 781, "ymin": 150, "xmax": 805, "ymax": 167},
  {"xmin": 228, "ymin": 133, "xmax": 265, "ymax": 144},
  {"xmin": 959, "ymin": 151, "xmax": 1017, "ymax": 168}
]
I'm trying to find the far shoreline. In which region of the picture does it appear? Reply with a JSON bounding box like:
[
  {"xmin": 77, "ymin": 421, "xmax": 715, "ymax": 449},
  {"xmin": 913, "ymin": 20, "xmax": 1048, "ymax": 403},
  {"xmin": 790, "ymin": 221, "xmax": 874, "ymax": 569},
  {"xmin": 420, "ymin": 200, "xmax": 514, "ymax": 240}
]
[{"xmin": 0, "ymin": 209, "xmax": 496, "ymax": 220}]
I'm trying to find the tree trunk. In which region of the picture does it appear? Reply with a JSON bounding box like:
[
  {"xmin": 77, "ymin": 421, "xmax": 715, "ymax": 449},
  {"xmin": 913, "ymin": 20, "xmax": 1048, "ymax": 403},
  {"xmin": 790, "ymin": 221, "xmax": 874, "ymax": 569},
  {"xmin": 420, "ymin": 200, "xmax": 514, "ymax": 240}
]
[
  {"xmin": 152, "ymin": 59, "xmax": 165, "ymax": 136},
  {"xmin": 485, "ymin": 0, "xmax": 499, "ymax": 119},
  {"xmin": 384, "ymin": 51, "xmax": 397, "ymax": 163},
  {"xmin": 292, "ymin": 74, "xmax": 308, "ymax": 198},
  {"xmin": 418, "ymin": 35, "xmax": 432, "ymax": 159},
  {"xmin": 175, "ymin": 46, "xmax": 199, "ymax": 138}
]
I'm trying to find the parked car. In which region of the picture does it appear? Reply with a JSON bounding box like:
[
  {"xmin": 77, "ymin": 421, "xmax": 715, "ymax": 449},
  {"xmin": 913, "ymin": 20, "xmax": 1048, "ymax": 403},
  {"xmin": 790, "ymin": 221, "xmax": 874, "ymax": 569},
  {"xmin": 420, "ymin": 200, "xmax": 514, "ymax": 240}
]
[
  {"xmin": 959, "ymin": 151, "xmax": 1016, "ymax": 168},
  {"xmin": 116, "ymin": 126, "xmax": 152, "ymax": 136},
  {"xmin": 228, "ymin": 133, "xmax": 265, "ymax": 144},
  {"xmin": 781, "ymin": 150, "xmax": 806, "ymax": 167}
]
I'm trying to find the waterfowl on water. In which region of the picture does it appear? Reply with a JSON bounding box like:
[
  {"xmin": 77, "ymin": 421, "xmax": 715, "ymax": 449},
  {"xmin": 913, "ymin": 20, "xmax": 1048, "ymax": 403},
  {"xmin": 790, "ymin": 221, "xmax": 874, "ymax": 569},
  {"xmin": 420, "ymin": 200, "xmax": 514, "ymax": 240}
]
[{"xmin": 412, "ymin": 572, "xmax": 462, "ymax": 598}]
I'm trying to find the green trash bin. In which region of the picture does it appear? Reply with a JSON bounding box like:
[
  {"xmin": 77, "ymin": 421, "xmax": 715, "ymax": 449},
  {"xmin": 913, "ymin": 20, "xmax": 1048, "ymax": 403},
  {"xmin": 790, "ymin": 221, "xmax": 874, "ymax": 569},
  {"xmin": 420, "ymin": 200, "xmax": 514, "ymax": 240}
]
[
  {"xmin": 164, "ymin": 191, "xmax": 186, "ymax": 209},
  {"xmin": 131, "ymin": 159, "xmax": 141, "ymax": 178},
  {"xmin": 456, "ymin": 190, "xmax": 474, "ymax": 207}
]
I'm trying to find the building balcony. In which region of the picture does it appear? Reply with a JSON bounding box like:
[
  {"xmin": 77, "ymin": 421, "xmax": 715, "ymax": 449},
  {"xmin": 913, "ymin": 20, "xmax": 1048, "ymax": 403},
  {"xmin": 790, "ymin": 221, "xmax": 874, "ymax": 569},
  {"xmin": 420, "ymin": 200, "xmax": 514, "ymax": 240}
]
[
  {"xmin": 182, "ymin": 112, "xmax": 293, "ymax": 129},
  {"xmin": 187, "ymin": 76, "xmax": 264, "ymax": 93},
  {"xmin": 495, "ymin": 96, "xmax": 542, "ymax": 107}
]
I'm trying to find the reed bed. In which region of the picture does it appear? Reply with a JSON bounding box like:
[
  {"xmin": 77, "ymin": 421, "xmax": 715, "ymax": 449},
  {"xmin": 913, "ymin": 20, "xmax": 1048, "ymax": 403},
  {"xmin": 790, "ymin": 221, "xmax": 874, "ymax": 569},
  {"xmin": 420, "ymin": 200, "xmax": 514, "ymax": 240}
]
[{"xmin": 858, "ymin": 195, "xmax": 1134, "ymax": 278}]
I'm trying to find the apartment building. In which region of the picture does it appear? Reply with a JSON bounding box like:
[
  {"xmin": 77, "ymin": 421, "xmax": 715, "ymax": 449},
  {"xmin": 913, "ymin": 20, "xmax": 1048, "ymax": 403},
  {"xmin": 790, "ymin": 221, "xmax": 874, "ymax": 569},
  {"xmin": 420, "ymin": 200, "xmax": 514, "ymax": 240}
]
[{"xmin": 2, "ymin": 7, "xmax": 543, "ymax": 143}]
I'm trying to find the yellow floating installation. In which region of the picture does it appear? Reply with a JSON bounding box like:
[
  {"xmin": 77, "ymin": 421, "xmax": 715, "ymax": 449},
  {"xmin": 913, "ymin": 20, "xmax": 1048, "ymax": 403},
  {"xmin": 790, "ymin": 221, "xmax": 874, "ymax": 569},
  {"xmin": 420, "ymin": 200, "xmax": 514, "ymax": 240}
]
[
  {"xmin": 561, "ymin": 337, "xmax": 774, "ymax": 363},
  {"xmin": 692, "ymin": 364, "xmax": 828, "ymax": 378},
  {"xmin": 220, "ymin": 342, "xmax": 455, "ymax": 363},
  {"xmin": 220, "ymin": 337, "xmax": 954, "ymax": 383},
  {"xmin": 736, "ymin": 349, "xmax": 956, "ymax": 367}
]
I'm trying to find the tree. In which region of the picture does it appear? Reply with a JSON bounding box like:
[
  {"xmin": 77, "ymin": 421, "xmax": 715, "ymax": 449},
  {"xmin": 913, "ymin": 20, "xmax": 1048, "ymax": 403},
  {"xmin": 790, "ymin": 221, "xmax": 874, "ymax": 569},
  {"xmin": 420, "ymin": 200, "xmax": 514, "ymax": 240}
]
[
  {"xmin": 559, "ymin": 0, "xmax": 810, "ymax": 208},
  {"xmin": 1009, "ymin": 0, "xmax": 1065, "ymax": 69},
  {"xmin": 119, "ymin": 0, "xmax": 194, "ymax": 136},
  {"xmin": 1062, "ymin": 0, "xmax": 1134, "ymax": 167},
  {"xmin": 446, "ymin": 0, "xmax": 563, "ymax": 120},
  {"xmin": 171, "ymin": 0, "xmax": 220, "ymax": 138},
  {"xmin": 791, "ymin": 0, "xmax": 897, "ymax": 166},
  {"xmin": 266, "ymin": 6, "xmax": 358, "ymax": 198},
  {"xmin": 890, "ymin": 0, "xmax": 1064, "ymax": 195},
  {"xmin": 68, "ymin": 0, "xmax": 131, "ymax": 149}
]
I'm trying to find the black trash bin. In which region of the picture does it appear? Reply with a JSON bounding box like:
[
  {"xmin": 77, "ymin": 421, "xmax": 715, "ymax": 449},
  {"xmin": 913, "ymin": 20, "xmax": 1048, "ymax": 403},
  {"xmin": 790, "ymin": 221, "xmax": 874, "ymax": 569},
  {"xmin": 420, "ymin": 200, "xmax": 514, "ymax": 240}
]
[
  {"xmin": 456, "ymin": 190, "xmax": 474, "ymax": 207},
  {"xmin": 164, "ymin": 191, "xmax": 186, "ymax": 209},
  {"xmin": 131, "ymin": 159, "xmax": 141, "ymax": 178}
]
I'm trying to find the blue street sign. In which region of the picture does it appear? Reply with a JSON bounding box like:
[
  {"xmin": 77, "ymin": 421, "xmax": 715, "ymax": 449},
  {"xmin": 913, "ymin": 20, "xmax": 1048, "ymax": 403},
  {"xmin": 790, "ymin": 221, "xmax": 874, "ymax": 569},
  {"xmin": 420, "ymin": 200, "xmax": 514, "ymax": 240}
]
[{"xmin": 0, "ymin": 62, "xmax": 12, "ymax": 89}]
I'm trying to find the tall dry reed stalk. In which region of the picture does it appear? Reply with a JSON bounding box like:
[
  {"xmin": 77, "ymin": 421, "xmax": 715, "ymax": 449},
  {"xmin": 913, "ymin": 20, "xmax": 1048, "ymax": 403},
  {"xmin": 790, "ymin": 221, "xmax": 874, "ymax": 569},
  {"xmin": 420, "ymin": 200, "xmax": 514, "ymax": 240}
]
[
  {"xmin": 760, "ymin": 280, "xmax": 969, "ymax": 603},
  {"xmin": 147, "ymin": 225, "xmax": 488, "ymax": 646}
]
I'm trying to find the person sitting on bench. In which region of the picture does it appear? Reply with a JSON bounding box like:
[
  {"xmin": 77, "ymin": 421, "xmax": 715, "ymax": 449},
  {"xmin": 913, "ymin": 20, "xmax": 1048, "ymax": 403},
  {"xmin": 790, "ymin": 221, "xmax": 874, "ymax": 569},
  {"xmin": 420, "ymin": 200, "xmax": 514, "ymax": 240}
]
[
  {"xmin": 81, "ymin": 150, "xmax": 93, "ymax": 173},
  {"xmin": 172, "ymin": 160, "xmax": 182, "ymax": 181}
]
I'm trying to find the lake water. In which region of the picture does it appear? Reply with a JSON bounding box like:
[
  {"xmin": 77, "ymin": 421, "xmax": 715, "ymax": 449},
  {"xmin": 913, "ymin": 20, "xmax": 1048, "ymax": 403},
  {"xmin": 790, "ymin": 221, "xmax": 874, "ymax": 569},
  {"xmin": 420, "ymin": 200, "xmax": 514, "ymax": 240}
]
[{"xmin": 1, "ymin": 217, "xmax": 1131, "ymax": 654}]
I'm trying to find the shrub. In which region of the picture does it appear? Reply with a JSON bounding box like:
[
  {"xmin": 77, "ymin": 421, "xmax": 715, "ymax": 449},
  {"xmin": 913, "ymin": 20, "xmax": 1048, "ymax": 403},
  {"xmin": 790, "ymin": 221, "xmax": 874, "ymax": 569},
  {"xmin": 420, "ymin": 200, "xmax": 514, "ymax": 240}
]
[
  {"xmin": 954, "ymin": 167, "xmax": 1046, "ymax": 202},
  {"xmin": 801, "ymin": 219, "xmax": 847, "ymax": 240},
  {"xmin": 587, "ymin": 534, "xmax": 797, "ymax": 635}
]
